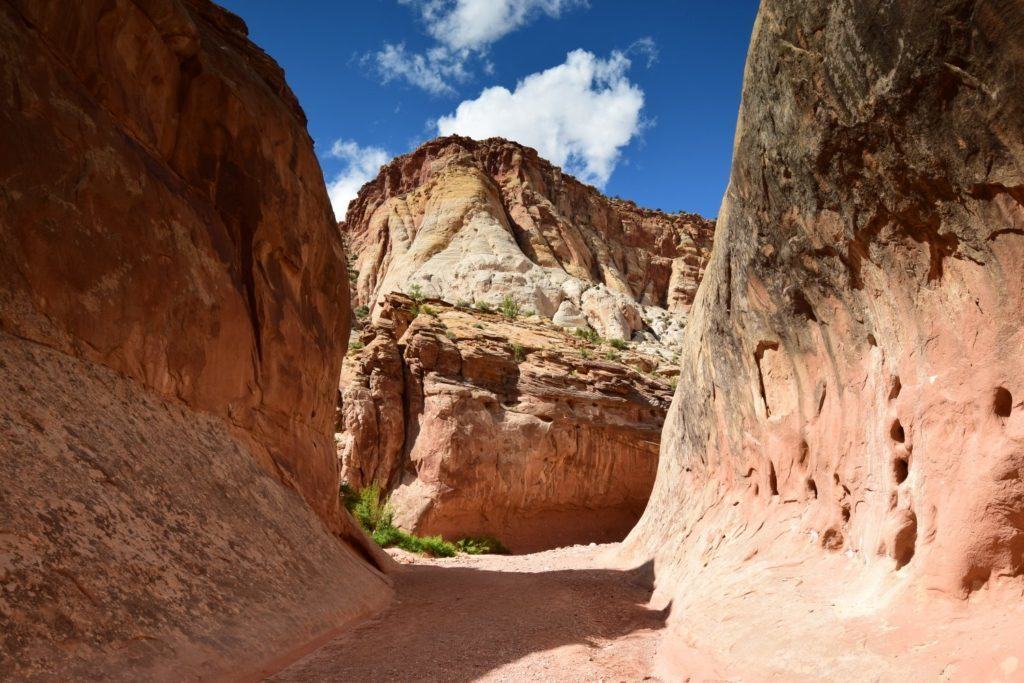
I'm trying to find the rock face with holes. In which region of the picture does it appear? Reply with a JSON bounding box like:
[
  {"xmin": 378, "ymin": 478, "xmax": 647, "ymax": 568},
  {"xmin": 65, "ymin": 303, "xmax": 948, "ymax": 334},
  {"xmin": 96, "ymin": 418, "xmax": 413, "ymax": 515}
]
[
  {"xmin": 338, "ymin": 294, "xmax": 674, "ymax": 551},
  {"xmin": 621, "ymin": 1, "xmax": 1024, "ymax": 679},
  {"xmin": 342, "ymin": 136, "xmax": 715, "ymax": 353},
  {"xmin": 0, "ymin": 0, "xmax": 389, "ymax": 678}
]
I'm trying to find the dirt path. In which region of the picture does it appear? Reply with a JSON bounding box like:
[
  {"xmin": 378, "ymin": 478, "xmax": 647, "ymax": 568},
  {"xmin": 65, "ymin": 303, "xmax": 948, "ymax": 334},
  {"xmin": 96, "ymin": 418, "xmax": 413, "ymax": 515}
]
[{"xmin": 268, "ymin": 544, "xmax": 667, "ymax": 682}]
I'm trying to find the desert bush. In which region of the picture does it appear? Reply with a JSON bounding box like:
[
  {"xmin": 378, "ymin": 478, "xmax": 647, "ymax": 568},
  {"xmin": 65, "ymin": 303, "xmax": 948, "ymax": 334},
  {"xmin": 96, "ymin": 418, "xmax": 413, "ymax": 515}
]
[
  {"xmin": 608, "ymin": 338, "xmax": 628, "ymax": 350},
  {"xmin": 498, "ymin": 294, "xmax": 521, "ymax": 319},
  {"xmin": 474, "ymin": 300, "xmax": 494, "ymax": 313},
  {"xmin": 510, "ymin": 342, "xmax": 525, "ymax": 362},
  {"xmin": 344, "ymin": 483, "xmax": 458, "ymax": 557},
  {"xmin": 574, "ymin": 326, "xmax": 601, "ymax": 344},
  {"xmin": 455, "ymin": 536, "xmax": 510, "ymax": 555}
]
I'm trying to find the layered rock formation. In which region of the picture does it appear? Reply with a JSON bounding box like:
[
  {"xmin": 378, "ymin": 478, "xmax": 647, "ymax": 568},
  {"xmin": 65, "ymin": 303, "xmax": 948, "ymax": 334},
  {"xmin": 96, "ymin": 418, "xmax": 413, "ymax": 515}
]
[
  {"xmin": 622, "ymin": 1, "xmax": 1024, "ymax": 678},
  {"xmin": 0, "ymin": 0, "xmax": 388, "ymax": 678},
  {"xmin": 342, "ymin": 136, "xmax": 715, "ymax": 352},
  {"xmin": 338, "ymin": 294, "xmax": 674, "ymax": 551}
]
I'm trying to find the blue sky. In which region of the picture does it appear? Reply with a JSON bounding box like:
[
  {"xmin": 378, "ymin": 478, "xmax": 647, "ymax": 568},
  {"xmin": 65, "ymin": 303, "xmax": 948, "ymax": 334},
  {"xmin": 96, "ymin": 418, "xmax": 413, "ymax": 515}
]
[{"xmin": 218, "ymin": 1, "xmax": 758, "ymax": 219}]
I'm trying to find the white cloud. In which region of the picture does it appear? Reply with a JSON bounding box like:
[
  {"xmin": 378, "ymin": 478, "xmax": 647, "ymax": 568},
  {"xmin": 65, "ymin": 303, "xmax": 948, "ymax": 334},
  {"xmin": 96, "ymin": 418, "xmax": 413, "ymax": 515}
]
[
  {"xmin": 408, "ymin": 0, "xmax": 588, "ymax": 51},
  {"xmin": 374, "ymin": 43, "xmax": 470, "ymax": 96},
  {"xmin": 436, "ymin": 49, "xmax": 644, "ymax": 186},
  {"xmin": 375, "ymin": 0, "xmax": 587, "ymax": 94},
  {"xmin": 325, "ymin": 140, "xmax": 390, "ymax": 221}
]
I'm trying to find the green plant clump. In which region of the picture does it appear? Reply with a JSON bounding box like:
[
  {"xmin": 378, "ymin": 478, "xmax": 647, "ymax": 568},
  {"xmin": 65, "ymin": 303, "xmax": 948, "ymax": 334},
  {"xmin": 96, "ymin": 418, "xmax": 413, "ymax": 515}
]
[
  {"xmin": 408, "ymin": 283, "xmax": 425, "ymax": 303},
  {"xmin": 510, "ymin": 342, "xmax": 526, "ymax": 362},
  {"xmin": 455, "ymin": 536, "xmax": 511, "ymax": 555},
  {"xmin": 456, "ymin": 300, "xmax": 472, "ymax": 308},
  {"xmin": 498, "ymin": 294, "xmax": 521, "ymax": 319},
  {"xmin": 474, "ymin": 300, "xmax": 494, "ymax": 313},
  {"xmin": 574, "ymin": 326, "xmax": 602, "ymax": 344},
  {"xmin": 343, "ymin": 484, "xmax": 511, "ymax": 558},
  {"xmin": 420, "ymin": 304, "xmax": 437, "ymax": 317},
  {"xmin": 346, "ymin": 484, "xmax": 457, "ymax": 557},
  {"xmin": 354, "ymin": 305, "xmax": 370, "ymax": 320},
  {"xmin": 608, "ymin": 337, "xmax": 628, "ymax": 350},
  {"xmin": 348, "ymin": 339, "xmax": 365, "ymax": 353},
  {"xmin": 580, "ymin": 348, "xmax": 591, "ymax": 359}
]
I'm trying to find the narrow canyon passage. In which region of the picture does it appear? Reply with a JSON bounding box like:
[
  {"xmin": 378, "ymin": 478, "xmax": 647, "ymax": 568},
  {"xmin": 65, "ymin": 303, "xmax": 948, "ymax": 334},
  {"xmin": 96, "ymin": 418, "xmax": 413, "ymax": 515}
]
[{"xmin": 266, "ymin": 545, "xmax": 667, "ymax": 682}]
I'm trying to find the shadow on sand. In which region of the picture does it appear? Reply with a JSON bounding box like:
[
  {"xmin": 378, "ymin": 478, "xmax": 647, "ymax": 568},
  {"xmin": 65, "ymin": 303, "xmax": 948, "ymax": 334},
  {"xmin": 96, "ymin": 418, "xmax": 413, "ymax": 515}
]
[{"xmin": 268, "ymin": 559, "xmax": 669, "ymax": 681}]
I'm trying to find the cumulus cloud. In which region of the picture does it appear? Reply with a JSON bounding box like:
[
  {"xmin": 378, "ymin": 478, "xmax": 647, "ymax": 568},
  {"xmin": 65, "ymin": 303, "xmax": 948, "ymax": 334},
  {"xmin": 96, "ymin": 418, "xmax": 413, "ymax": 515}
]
[
  {"xmin": 374, "ymin": 0, "xmax": 587, "ymax": 94},
  {"xmin": 325, "ymin": 140, "xmax": 390, "ymax": 221},
  {"xmin": 374, "ymin": 43, "xmax": 470, "ymax": 96},
  {"xmin": 436, "ymin": 49, "xmax": 644, "ymax": 186},
  {"xmin": 408, "ymin": 0, "xmax": 588, "ymax": 51}
]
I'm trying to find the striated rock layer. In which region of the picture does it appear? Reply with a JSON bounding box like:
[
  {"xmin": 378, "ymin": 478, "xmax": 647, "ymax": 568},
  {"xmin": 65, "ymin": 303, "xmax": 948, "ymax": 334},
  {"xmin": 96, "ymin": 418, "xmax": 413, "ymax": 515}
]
[
  {"xmin": 622, "ymin": 1, "xmax": 1024, "ymax": 679},
  {"xmin": 0, "ymin": 0, "xmax": 388, "ymax": 678},
  {"xmin": 342, "ymin": 136, "xmax": 715, "ymax": 351},
  {"xmin": 339, "ymin": 294, "xmax": 674, "ymax": 551}
]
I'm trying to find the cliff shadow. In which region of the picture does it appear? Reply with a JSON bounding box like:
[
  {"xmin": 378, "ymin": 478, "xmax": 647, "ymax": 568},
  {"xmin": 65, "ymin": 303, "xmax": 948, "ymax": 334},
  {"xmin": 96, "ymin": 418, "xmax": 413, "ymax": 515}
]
[{"xmin": 268, "ymin": 559, "xmax": 668, "ymax": 681}]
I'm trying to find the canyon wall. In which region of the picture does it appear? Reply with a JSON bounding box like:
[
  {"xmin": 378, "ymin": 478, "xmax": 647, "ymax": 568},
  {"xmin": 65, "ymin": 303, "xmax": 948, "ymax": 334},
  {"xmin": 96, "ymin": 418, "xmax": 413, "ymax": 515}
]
[
  {"xmin": 0, "ymin": 0, "xmax": 388, "ymax": 678},
  {"xmin": 339, "ymin": 139, "xmax": 710, "ymax": 550},
  {"xmin": 339, "ymin": 294, "xmax": 674, "ymax": 551},
  {"xmin": 623, "ymin": 1, "xmax": 1024, "ymax": 678},
  {"xmin": 343, "ymin": 136, "xmax": 715, "ymax": 348}
]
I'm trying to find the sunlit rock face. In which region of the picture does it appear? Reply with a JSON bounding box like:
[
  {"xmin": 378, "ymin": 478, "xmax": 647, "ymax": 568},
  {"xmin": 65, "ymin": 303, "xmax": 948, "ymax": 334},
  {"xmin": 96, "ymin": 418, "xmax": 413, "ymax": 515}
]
[
  {"xmin": 342, "ymin": 135, "xmax": 715, "ymax": 356},
  {"xmin": 338, "ymin": 294, "xmax": 675, "ymax": 552},
  {"xmin": 0, "ymin": 0, "xmax": 389, "ymax": 678},
  {"xmin": 622, "ymin": 1, "xmax": 1024, "ymax": 679}
]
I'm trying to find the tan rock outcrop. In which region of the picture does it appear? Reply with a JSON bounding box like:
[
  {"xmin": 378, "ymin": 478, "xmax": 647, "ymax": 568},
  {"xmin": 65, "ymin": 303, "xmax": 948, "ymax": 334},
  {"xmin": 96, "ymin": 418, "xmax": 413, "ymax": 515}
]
[
  {"xmin": 342, "ymin": 136, "xmax": 714, "ymax": 352},
  {"xmin": 0, "ymin": 0, "xmax": 388, "ymax": 677},
  {"xmin": 338, "ymin": 294, "xmax": 674, "ymax": 551},
  {"xmin": 621, "ymin": 1, "xmax": 1024, "ymax": 679}
]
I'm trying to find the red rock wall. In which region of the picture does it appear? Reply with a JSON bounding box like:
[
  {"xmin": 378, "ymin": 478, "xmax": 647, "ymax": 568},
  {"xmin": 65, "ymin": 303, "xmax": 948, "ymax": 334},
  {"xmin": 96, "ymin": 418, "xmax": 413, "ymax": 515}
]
[
  {"xmin": 0, "ymin": 0, "xmax": 347, "ymax": 525},
  {"xmin": 622, "ymin": 0, "xmax": 1024, "ymax": 676},
  {"xmin": 0, "ymin": 0, "xmax": 390, "ymax": 677}
]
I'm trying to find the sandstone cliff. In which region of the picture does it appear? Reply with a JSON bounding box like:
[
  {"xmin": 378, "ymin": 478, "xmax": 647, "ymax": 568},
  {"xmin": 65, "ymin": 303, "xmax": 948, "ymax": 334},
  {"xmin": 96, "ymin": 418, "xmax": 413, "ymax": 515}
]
[
  {"xmin": 0, "ymin": 0, "xmax": 388, "ymax": 678},
  {"xmin": 622, "ymin": 1, "xmax": 1024, "ymax": 678},
  {"xmin": 338, "ymin": 294, "xmax": 675, "ymax": 551},
  {"xmin": 342, "ymin": 136, "xmax": 714, "ymax": 351}
]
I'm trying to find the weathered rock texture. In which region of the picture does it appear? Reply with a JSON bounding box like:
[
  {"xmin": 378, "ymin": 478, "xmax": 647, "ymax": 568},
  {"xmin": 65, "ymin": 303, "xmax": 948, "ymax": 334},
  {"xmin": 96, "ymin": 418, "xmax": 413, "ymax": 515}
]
[
  {"xmin": 0, "ymin": 0, "xmax": 388, "ymax": 678},
  {"xmin": 343, "ymin": 136, "xmax": 715, "ymax": 352},
  {"xmin": 622, "ymin": 1, "xmax": 1024, "ymax": 679},
  {"xmin": 339, "ymin": 294, "xmax": 674, "ymax": 551}
]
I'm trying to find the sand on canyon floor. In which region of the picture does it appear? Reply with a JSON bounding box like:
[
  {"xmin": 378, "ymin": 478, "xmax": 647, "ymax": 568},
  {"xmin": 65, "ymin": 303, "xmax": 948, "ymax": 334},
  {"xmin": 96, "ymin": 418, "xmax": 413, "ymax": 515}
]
[{"xmin": 266, "ymin": 544, "xmax": 665, "ymax": 682}]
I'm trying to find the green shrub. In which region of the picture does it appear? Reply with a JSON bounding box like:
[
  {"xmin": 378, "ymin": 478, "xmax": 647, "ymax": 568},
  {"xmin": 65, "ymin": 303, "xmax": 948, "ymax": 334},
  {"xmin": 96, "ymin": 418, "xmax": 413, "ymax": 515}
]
[
  {"xmin": 604, "ymin": 349, "xmax": 620, "ymax": 361},
  {"xmin": 348, "ymin": 339, "xmax": 365, "ymax": 353},
  {"xmin": 420, "ymin": 304, "xmax": 437, "ymax": 317},
  {"xmin": 354, "ymin": 305, "xmax": 370, "ymax": 320},
  {"xmin": 345, "ymin": 483, "xmax": 458, "ymax": 557},
  {"xmin": 521, "ymin": 308, "xmax": 536, "ymax": 317},
  {"xmin": 580, "ymin": 348, "xmax": 591, "ymax": 359},
  {"xmin": 339, "ymin": 482, "xmax": 359, "ymax": 511},
  {"xmin": 455, "ymin": 536, "xmax": 510, "ymax": 555},
  {"xmin": 574, "ymin": 326, "xmax": 601, "ymax": 344},
  {"xmin": 510, "ymin": 342, "xmax": 525, "ymax": 362},
  {"xmin": 456, "ymin": 300, "xmax": 472, "ymax": 308},
  {"xmin": 474, "ymin": 300, "xmax": 494, "ymax": 313},
  {"xmin": 608, "ymin": 338, "xmax": 628, "ymax": 350},
  {"xmin": 498, "ymin": 295, "xmax": 521, "ymax": 319},
  {"xmin": 408, "ymin": 283, "xmax": 425, "ymax": 303}
]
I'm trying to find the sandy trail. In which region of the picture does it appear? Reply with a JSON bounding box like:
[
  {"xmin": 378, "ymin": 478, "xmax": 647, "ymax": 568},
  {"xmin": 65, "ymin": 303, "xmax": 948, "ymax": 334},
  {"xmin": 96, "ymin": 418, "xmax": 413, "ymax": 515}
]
[{"xmin": 268, "ymin": 544, "xmax": 667, "ymax": 682}]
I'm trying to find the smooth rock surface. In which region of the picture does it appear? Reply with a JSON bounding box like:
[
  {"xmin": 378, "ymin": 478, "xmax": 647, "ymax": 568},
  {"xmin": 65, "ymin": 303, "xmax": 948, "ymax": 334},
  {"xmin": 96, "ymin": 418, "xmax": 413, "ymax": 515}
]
[
  {"xmin": 622, "ymin": 1, "xmax": 1024, "ymax": 678},
  {"xmin": 0, "ymin": 0, "xmax": 389, "ymax": 677}
]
